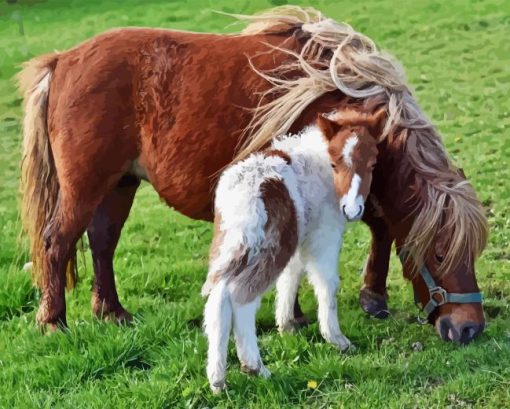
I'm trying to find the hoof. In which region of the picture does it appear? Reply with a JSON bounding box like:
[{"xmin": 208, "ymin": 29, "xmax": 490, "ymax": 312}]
[
  {"xmin": 95, "ymin": 307, "xmax": 133, "ymax": 324},
  {"xmin": 327, "ymin": 334, "xmax": 353, "ymax": 352},
  {"xmin": 293, "ymin": 314, "xmax": 310, "ymax": 327},
  {"xmin": 359, "ymin": 287, "xmax": 390, "ymax": 319},
  {"xmin": 278, "ymin": 315, "xmax": 310, "ymax": 333},
  {"xmin": 36, "ymin": 307, "xmax": 67, "ymax": 333},
  {"xmin": 341, "ymin": 343, "xmax": 356, "ymax": 353},
  {"xmin": 241, "ymin": 363, "xmax": 271, "ymax": 379},
  {"xmin": 37, "ymin": 319, "xmax": 67, "ymax": 333},
  {"xmin": 210, "ymin": 380, "xmax": 226, "ymax": 394},
  {"xmin": 93, "ymin": 298, "xmax": 133, "ymax": 324}
]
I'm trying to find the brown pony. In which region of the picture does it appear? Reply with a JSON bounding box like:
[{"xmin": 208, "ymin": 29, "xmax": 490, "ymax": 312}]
[{"xmin": 18, "ymin": 6, "xmax": 488, "ymax": 343}]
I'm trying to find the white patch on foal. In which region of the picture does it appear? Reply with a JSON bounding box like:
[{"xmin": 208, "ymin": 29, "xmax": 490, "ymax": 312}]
[
  {"xmin": 342, "ymin": 135, "xmax": 358, "ymax": 168},
  {"xmin": 340, "ymin": 173, "xmax": 365, "ymax": 221}
]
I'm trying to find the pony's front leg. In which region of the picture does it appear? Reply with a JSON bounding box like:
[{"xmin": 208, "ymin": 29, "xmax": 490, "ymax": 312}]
[
  {"xmin": 233, "ymin": 296, "xmax": 270, "ymax": 379},
  {"xmin": 303, "ymin": 224, "xmax": 352, "ymax": 351},
  {"xmin": 359, "ymin": 207, "xmax": 393, "ymax": 319},
  {"xmin": 275, "ymin": 252, "xmax": 307, "ymax": 333}
]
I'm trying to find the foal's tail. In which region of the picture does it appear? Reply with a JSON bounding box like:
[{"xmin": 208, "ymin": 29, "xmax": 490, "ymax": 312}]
[{"xmin": 18, "ymin": 54, "xmax": 77, "ymax": 290}]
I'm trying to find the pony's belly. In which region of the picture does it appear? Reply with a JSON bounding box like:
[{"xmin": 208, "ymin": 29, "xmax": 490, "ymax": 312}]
[{"xmin": 131, "ymin": 153, "xmax": 217, "ymax": 221}]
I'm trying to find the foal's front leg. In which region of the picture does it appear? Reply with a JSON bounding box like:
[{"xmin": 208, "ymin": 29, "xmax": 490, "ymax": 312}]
[{"xmin": 303, "ymin": 224, "xmax": 352, "ymax": 351}]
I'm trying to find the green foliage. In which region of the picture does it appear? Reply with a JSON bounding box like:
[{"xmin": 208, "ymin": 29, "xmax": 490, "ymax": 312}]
[{"xmin": 0, "ymin": 0, "xmax": 509, "ymax": 407}]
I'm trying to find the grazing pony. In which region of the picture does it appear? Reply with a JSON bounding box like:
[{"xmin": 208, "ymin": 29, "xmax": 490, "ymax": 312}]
[
  {"xmin": 18, "ymin": 6, "xmax": 487, "ymax": 343},
  {"xmin": 202, "ymin": 111, "xmax": 382, "ymax": 392}
]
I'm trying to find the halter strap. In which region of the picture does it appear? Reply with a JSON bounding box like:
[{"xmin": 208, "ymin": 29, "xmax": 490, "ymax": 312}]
[{"xmin": 399, "ymin": 249, "xmax": 483, "ymax": 318}]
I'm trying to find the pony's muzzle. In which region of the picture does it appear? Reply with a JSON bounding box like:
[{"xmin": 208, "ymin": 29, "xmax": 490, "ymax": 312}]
[{"xmin": 437, "ymin": 316, "xmax": 484, "ymax": 345}]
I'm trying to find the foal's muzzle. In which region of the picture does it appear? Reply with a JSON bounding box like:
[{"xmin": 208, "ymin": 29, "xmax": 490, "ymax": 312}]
[{"xmin": 342, "ymin": 204, "xmax": 364, "ymax": 221}]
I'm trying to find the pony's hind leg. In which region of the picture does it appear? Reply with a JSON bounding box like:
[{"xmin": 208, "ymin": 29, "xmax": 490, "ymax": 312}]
[
  {"xmin": 37, "ymin": 194, "xmax": 99, "ymax": 329},
  {"xmin": 232, "ymin": 296, "xmax": 270, "ymax": 378},
  {"xmin": 204, "ymin": 280, "xmax": 232, "ymax": 393},
  {"xmin": 87, "ymin": 174, "xmax": 140, "ymax": 322}
]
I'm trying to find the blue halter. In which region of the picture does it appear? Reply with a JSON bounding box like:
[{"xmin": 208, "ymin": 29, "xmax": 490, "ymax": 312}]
[{"xmin": 398, "ymin": 249, "xmax": 483, "ymax": 318}]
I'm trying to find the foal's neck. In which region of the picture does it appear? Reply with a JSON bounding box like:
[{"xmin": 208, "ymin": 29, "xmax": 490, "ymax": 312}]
[
  {"xmin": 271, "ymin": 125, "xmax": 336, "ymax": 201},
  {"xmin": 272, "ymin": 126, "xmax": 330, "ymax": 170}
]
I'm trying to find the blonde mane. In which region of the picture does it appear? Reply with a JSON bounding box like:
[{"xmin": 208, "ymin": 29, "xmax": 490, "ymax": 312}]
[{"xmin": 233, "ymin": 6, "xmax": 488, "ymax": 276}]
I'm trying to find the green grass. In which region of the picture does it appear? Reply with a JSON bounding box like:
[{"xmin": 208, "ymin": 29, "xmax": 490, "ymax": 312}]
[{"xmin": 0, "ymin": 0, "xmax": 509, "ymax": 407}]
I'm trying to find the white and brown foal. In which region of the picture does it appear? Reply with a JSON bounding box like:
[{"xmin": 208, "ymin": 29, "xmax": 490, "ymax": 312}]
[{"xmin": 202, "ymin": 109, "xmax": 384, "ymax": 393}]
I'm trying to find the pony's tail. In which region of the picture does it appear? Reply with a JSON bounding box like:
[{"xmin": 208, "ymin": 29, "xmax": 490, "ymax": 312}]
[{"xmin": 18, "ymin": 53, "xmax": 77, "ymax": 290}]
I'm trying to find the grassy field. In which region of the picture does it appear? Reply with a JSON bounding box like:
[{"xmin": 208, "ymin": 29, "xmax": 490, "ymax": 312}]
[{"xmin": 0, "ymin": 0, "xmax": 509, "ymax": 407}]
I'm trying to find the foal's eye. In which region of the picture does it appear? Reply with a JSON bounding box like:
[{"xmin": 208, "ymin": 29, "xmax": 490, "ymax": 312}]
[
  {"xmin": 330, "ymin": 163, "xmax": 337, "ymax": 170},
  {"xmin": 435, "ymin": 254, "xmax": 445, "ymax": 263}
]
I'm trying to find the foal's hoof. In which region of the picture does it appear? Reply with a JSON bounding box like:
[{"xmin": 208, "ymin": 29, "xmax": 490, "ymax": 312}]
[
  {"xmin": 278, "ymin": 316, "xmax": 310, "ymax": 333},
  {"xmin": 241, "ymin": 363, "xmax": 271, "ymax": 379},
  {"xmin": 328, "ymin": 334, "xmax": 353, "ymax": 352},
  {"xmin": 210, "ymin": 380, "xmax": 226, "ymax": 394},
  {"xmin": 359, "ymin": 287, "xmax": 390, "ymax": 319},
  {"xmin": 341, "ymin": 342, "xmax": 356, "ymax": 353}
]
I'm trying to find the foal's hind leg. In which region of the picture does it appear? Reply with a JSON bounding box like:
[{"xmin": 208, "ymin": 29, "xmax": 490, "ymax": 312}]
[
  {"xmin": 87, "ymin": 174, "xmax": 140, "ymax": 322},
  {"xmin": 204, "ymin": 280, "xmax": 233, "ymax": 393},
  {"xmin": 233, "ymin": 296, "xmax": 270, "ymax": 379}
]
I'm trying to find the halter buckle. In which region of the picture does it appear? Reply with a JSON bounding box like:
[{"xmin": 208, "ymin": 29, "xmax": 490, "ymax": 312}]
[{"xmin": 429, "ymin": 286, "xmax": 448, "ymax": 306}]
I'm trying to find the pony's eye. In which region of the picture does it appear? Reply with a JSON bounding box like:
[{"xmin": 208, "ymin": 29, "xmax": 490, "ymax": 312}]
[
  {"xmin": 330, "ymin": 163, "xmax": 337, "ymax": 170},
  {"xmin": 435, "ymin": 254, "xmax": 445, "ymax": 263}
]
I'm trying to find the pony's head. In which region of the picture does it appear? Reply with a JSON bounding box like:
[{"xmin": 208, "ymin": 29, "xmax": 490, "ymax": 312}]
[
  {"xmin": 393, "ymin": 163, "xmax": 488, "ymax": 344},
  {"xmin": 317, "ymin": 108, "xmax": 384, "ymax": 221}
]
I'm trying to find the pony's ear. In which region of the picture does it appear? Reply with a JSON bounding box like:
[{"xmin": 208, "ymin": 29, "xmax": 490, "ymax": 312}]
[{"xmin": 316, "ymin": 114, "xmax": 341, "ymax": 141}]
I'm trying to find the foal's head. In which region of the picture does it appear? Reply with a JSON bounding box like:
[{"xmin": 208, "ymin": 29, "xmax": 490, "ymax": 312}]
[{"xmin": 317, "ymin": 109, "xmax": 385, "ymax": 221}]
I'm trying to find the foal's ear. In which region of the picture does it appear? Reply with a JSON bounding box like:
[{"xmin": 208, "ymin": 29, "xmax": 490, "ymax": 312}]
[
  {"xmin": 365, "ymin": 107, "xmax": 387, "ymax": 139},
  {"xmin": 316, "ymin": 114, "xmax": 341, "ymax": 141}
]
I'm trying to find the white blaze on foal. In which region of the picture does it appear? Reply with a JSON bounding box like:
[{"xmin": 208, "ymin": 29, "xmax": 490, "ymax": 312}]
[
  {"xmin": 340, "ymin": 135, "xmax": 365, "ymax": 220},
  {"xmin": 202, "ymin": 109, "xmax": 384, "ymax": 393}
]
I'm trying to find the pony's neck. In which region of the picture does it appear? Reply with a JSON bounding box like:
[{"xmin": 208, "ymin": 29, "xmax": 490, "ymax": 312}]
[{"xmin": 370, "ymin": 139, "xmax": 416, "ymax": 234}]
